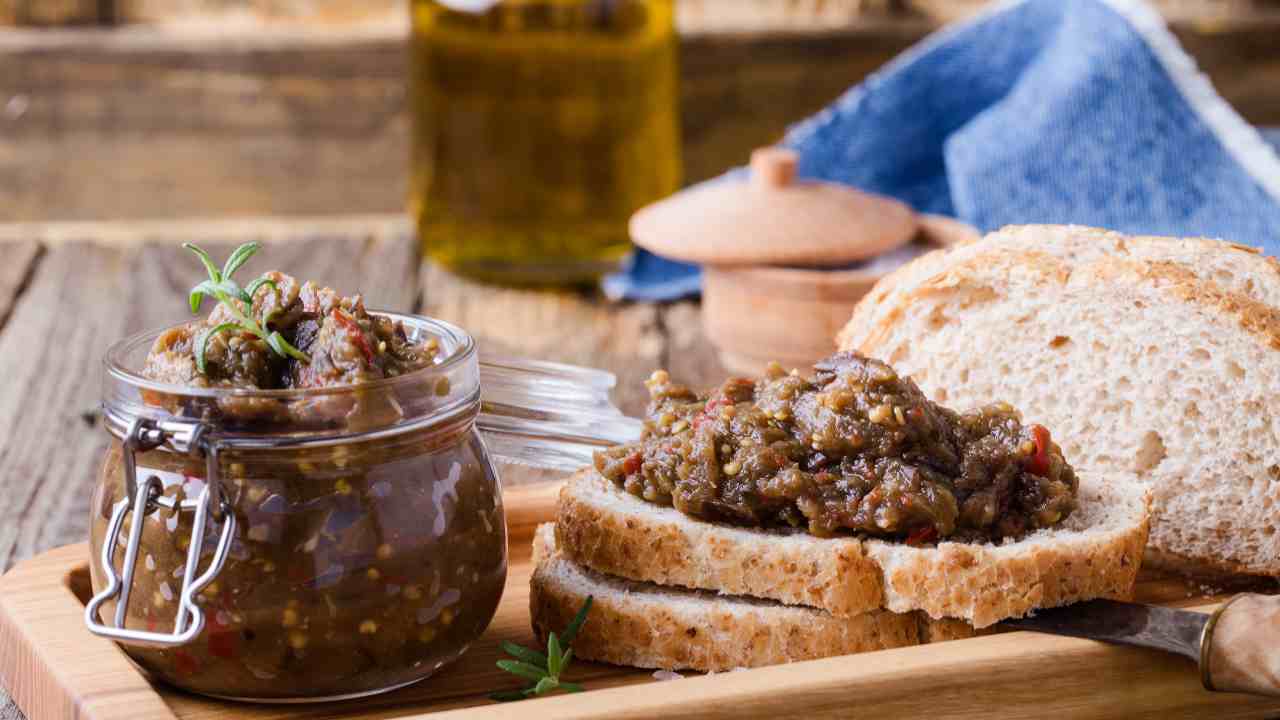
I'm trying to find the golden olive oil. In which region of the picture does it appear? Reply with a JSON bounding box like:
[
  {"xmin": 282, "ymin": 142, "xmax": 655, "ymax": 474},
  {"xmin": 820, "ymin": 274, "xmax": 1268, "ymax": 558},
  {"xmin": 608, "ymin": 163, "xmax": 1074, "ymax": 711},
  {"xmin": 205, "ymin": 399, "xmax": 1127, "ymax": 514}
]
[{"xmin": 409, "ymin": 0, "xmax": 681, "ymax": 286}]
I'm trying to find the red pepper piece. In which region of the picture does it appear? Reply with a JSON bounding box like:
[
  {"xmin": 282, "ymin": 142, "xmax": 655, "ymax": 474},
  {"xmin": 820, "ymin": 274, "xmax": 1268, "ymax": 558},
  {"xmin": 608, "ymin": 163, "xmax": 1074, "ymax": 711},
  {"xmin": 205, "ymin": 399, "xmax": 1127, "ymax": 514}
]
[
  {"xmin": 906, "ymin": 526, "xmax": 938, "ymax": 547},
  {"xmin": 331, "ymin": 309, "xmax": 376, "ymax": 365},
  {"xmin": 621, "ymin": 452, "xmax": 642, "ymax": 476},
  {"xmin": 1026, "ymin": 424, "xmax": 1052, "ymax": 477}
]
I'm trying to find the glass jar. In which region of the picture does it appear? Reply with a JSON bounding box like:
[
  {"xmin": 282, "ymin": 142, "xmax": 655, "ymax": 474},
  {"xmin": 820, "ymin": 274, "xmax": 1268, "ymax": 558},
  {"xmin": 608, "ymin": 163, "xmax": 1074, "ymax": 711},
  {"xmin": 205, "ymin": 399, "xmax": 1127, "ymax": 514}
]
[
  {"xmin": 409, "ymin": 0, "xmax": 682, "ymax": 286},
  {"xmin": 86, "ymin": 313, "xmax": 638, "ymax": 702}
]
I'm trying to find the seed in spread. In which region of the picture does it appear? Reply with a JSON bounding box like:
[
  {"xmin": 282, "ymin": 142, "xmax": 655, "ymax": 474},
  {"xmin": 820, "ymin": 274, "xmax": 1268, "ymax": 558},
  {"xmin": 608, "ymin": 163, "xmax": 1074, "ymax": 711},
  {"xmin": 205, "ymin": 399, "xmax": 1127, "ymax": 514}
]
[{"xmin": 594, "ymin": 352, "xmax": 1078, "ymax": 542}]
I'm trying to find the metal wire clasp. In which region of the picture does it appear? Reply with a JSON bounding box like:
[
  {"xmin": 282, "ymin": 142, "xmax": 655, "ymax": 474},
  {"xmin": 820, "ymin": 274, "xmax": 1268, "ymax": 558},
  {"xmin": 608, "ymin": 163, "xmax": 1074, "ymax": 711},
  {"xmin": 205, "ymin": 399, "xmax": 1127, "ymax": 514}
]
[{"xmin": 85, "ymin": 417, "xmax": 237, "ymax": 647}]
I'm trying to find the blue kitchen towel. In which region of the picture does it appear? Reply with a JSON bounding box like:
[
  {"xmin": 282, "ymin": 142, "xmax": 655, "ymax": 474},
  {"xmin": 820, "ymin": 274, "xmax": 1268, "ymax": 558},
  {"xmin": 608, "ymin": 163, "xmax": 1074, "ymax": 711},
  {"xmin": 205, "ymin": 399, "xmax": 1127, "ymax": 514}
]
[{"xmin": 603, "ymin": 0, "xmax": 1280, "ymax": 301}]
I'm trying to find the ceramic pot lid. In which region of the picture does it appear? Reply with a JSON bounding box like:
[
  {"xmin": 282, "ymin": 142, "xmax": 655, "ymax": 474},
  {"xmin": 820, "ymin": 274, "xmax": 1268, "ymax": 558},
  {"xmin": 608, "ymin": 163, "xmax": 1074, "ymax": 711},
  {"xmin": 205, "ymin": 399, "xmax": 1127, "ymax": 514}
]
[{"xmin": 629, "ymin": 147, "xmax": 918, "ymax": 267}]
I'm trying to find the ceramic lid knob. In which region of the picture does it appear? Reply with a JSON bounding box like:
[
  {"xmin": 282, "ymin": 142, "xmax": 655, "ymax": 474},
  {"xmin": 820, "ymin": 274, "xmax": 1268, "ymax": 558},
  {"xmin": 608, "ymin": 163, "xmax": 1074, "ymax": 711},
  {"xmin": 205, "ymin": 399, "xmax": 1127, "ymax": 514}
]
[
  {"xmin": 750, "ymin": 147, "xmax": 798, "ymax": 190},
  {"xmin": 629, "ymin": 146, "xmax": 918, "ymax": 268}
]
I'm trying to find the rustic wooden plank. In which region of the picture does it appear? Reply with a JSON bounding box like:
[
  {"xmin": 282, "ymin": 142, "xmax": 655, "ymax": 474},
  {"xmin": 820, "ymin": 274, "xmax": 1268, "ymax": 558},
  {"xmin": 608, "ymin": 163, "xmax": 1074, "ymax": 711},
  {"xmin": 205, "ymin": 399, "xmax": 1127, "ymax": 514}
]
[
  {"xmin": 0, "ymin": 29, "xmax": 409, "ymax": 222},
  {"xmin": 0, "ymin": 241, "xmax": 136, "ymax": 720},
  {"xmin": 3, "ymin": 9, "xmax": 1276, "ymax": 221},
  {"xmin": 2, "ymin": 0, "xmax": 111, "ymax": 26},
  {"xmin": 0, "ymin": 241, "xmax": 133, "ymax": 571},
  {"xmin": 0, "ymin": 215, "xmax": 411, "ymax": 248},
  {"xmin": 118, "ymin": 0, "xmax": 400, "ymax": 26},
  {"xmin": 0, "ymin": 241, "xmax": 40, "ymax": 332},
  {"xmin": 419, "ymin": 263, "xmax": 666, "ymax": 417},
  {"xmin": 658, "ymin": 300, "xmax": 726, "ymax": 392}
]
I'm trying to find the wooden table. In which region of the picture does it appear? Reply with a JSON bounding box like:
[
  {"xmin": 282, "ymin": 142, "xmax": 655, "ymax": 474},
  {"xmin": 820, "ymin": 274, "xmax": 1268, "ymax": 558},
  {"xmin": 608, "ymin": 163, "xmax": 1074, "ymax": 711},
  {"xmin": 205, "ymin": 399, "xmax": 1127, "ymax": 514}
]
[{"xmin": 0, "ymin": 215, "xmax": 725, "ymax": 720}]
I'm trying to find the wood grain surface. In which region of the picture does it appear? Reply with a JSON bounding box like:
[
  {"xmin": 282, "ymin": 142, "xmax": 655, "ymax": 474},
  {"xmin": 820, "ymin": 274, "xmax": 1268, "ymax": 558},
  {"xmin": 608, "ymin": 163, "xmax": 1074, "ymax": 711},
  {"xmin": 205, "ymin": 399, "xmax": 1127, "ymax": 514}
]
[{"xmin": 0, "ymin": 217, "xmax": 719, "ymax": 719}]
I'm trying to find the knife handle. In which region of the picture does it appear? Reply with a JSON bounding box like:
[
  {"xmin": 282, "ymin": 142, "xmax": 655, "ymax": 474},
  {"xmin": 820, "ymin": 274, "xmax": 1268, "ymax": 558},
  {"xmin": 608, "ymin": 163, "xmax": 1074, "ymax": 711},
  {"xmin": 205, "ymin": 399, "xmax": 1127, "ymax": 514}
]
[{"xmin": 1203, "ymin": 593, "xmax": 1280, "ymax": 696}]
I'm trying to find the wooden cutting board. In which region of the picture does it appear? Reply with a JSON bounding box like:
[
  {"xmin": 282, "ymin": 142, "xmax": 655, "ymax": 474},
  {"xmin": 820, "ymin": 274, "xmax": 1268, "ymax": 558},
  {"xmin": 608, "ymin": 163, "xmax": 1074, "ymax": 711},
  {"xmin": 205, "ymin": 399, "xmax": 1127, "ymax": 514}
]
[{"xmin": 2, "ymin": 482, "xmax": 1280, "ymax": 720}]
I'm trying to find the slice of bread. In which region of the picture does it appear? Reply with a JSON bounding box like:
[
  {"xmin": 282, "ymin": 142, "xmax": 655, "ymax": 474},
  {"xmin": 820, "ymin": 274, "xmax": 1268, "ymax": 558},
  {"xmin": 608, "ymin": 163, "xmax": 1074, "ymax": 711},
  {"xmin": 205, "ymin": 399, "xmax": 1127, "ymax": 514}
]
[
  {"xmin": 841, "ymin": 224, "xmax": 1280, "ymax": 357},
  {"xmin": 837, "ymin": 225, "xmax": 1280, "ymax": 577},
  {"xmin": 556, "ymin": 469, "xmax": 1148, "ymax": 628},
  {"xmin": 530, "ymin": 525, "xmax": 969, "ymax": 672}
]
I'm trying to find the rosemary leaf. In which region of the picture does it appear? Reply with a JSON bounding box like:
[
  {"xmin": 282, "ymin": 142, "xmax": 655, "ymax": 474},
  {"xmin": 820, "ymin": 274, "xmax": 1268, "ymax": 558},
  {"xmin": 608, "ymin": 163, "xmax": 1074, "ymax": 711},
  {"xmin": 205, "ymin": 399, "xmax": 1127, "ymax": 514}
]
[
  {"xmin": 267, "ymin": 331, "xmax": 310, "ymax": 363},
  {"xmin": 209, "ymin": 278, "xmax": 252, "ymax": 305},
  {"xmin": 560, "ymin": 595, "xmax": 593, "ymax": 646},
  {"xmin": 221, "ymin": 241, "xmax": 261, "ymax": 280},
  {"xmin": 188, "ymin": 279, "xmax": 221, "ymax": 315},
  {"xmin": 496, "ymin": 660, "xmax": 549, "ymax": 683},
  {"xmin": 533, "ymin": 677, "xmax": 558, "ymax": 696},
  {"xmin": 183, "ymin": 243, "xmax": 222, "ymax": 283},
  {"xmin": 244, "ymin": 276, "xmax": 278, "ymax": 302},
  {"xmin": 546, "ymin": 633, "xmax": 562, "ymax": 677},
  {"xmin": 559, "ymin": 682, "xmax": 585, "ymax": 693},
  {"xmin": 182, "ymin": 241, "xmax": 312, "ymax": 370},
  {"xmin": 195, "ymin": 322, "xmax": 240, "ymax": 375},
  {"xmin": 501, "ymin": 641, "xmax": 549, "ymax": 670}
]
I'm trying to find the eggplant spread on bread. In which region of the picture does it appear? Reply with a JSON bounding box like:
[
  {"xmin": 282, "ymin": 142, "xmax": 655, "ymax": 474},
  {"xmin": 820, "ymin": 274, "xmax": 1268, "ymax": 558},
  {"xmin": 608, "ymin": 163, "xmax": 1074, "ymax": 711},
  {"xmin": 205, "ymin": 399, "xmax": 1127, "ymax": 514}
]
[{"xmin": 595, "ymin": 352, "xmax": 1078, "ymax": 542}]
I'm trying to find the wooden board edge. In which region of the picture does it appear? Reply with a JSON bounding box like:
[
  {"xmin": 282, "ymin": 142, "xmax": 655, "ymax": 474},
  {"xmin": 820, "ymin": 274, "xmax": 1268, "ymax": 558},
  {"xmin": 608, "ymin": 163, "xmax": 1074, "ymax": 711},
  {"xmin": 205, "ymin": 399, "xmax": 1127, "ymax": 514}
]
[
  {"xmin": 422, "ymin": 626, "xmax": 1280, "ymax": 720},
  {"xmin": 0, "ymin": 544, "xmax": 177, "ymax": 720}
]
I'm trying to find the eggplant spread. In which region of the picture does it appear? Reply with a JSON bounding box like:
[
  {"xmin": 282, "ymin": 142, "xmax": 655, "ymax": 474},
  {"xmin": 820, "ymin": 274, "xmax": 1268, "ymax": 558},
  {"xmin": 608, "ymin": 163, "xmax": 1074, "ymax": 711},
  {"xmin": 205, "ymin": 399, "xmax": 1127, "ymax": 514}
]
[
  {"xmin": 89, "ymin": 244, "xmax": 507, "ymax": 699},
  {"xmin": 144, "ymin": 270, "xmax": 437, "ymax": 391},
  {"xmin": 595, "ymin": 352, "xmax": 1078, "ymax": 542}
]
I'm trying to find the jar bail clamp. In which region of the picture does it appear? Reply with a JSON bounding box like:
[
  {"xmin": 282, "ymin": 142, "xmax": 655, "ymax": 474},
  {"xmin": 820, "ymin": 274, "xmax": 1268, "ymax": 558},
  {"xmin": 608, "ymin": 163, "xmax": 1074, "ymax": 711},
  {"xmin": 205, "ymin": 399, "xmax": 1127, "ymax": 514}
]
[{"xmin": 84, "ymin": 417, "xmax": 237, "ymax": 648}]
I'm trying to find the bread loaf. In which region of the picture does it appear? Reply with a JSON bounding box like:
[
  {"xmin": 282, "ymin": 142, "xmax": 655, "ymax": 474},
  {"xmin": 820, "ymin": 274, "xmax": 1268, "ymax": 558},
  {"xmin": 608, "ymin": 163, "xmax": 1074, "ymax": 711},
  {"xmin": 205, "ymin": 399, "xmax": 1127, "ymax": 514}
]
[{"xmin": 839, "ymin": 224, "xmax": 1280, "ymax": 577}]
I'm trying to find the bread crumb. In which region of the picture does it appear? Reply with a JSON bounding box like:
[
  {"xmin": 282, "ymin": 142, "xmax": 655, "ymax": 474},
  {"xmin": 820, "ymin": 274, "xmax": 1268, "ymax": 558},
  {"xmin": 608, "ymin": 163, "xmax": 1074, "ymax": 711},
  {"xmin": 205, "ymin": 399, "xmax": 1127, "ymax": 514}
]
[{"xmin": 653, "ymin": 670, "xmax": 684, "ymax": 682}]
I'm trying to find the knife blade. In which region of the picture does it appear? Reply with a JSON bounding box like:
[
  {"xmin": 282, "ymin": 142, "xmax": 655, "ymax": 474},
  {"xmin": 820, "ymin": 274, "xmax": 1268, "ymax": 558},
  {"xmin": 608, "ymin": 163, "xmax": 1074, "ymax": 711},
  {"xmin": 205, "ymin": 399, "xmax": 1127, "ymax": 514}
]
[
  {"xmin": 1002, "ymin": 593, "xmax": 1280, "ymax": 697},
  {"xmin": 1002, "ymin": 598, "xmax": 1207, "ymax": 662}
]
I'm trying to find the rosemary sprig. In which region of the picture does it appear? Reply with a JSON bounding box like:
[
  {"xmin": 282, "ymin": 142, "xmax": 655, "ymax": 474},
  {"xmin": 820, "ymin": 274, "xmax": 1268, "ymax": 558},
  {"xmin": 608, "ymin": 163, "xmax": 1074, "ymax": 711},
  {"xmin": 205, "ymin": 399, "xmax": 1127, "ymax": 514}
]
[
  {"xmin": 490, "ymin": 596, "xmax": 593, "ymax": 702},
  {"xmin": 184, "ymin": 241, "xmax": 310, "ymax": 373}
]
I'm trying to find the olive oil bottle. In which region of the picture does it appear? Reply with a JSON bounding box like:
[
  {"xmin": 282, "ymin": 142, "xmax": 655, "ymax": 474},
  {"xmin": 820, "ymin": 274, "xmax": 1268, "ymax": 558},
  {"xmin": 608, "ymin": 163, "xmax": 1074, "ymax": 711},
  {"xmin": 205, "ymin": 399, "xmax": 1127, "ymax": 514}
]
[{"xmin": 409, "ymin": 0, "xmax": 681, "ymax": 286}]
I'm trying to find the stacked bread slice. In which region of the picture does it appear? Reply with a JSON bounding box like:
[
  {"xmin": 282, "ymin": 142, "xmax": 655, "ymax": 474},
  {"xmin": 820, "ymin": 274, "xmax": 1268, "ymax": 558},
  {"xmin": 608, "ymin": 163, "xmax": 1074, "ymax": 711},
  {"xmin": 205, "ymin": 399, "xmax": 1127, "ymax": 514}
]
[
  {"xmin": 837, "ymin": 225, "xmax": 1280, "ymax": 578},
  {"xmin": 531, "ymin": 467, "xmax": 1149, "ymax": 671}
]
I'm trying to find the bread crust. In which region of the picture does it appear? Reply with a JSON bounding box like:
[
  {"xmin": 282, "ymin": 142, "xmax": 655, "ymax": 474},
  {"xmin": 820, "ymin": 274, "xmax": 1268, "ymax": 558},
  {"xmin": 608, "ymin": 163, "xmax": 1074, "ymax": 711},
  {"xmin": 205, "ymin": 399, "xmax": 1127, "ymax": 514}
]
[
  {"xmin": 837, "ymin": 224, "xmax": 1280, "ymax": 352},
  {"xmin": 866, "ymin": 482, "xmax": 1149, "ymax": 627},
  {"xmin": 1143, "ymin": 547, "xmax": 1280, "ymax": 587},
  {"xmin": 556, "ymin": 470, "xmax": 885, "ymax": 617},
  {"xmin": 556, "ymin": 469, "xmax": 1149, "ymax": 628},
  {"xmin": 530, "ymin": 525, "xmax": 924, "ymax": 672}
]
